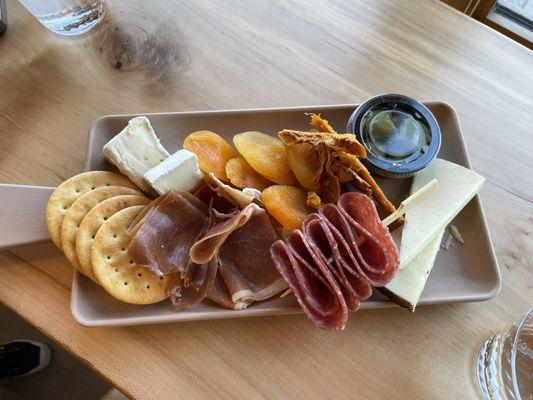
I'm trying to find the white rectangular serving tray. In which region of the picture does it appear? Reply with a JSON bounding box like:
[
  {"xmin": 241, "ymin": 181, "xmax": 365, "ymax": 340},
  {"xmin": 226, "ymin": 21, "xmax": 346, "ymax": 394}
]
[{"xmin": 72, "ymin": 103, "xmax": 501, "ymax": 327}]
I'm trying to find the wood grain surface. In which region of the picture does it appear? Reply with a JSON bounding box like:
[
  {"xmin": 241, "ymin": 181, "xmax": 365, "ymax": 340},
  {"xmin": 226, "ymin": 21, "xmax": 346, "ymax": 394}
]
[{"xmin": 0, "ymin": 0, "xmax": 532, "ymax": 399}]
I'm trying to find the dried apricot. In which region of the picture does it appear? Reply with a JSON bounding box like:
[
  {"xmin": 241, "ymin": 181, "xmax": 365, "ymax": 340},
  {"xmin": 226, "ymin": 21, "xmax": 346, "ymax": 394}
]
[
  {"xmin": 183, "ymin": 130, "xmax": 236, "ymax": 181},
  {"xmin": 225, "ymin": 157, "xmax": 273, "ymax": 191},
  {"xmin": 233, "ymin": 131, "xmax": 296, "ymax": 185},
  {"xmin": 261, "ymin": 185, "xmax": 313, "ymax": 231}
]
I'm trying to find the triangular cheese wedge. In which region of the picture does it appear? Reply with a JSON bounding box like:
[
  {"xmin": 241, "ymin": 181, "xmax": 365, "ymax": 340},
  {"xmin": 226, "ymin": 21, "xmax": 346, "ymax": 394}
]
[
  {"xmin": 399, "ymin": 158, "xmax": 484, "ymax": 269},
  {"xmin": 382, "ymin": 229, "xmax": 444, "ymax": 311}
]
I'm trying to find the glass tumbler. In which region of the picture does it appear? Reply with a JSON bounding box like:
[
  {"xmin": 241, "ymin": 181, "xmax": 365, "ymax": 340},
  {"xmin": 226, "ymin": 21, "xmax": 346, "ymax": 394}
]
[
  {"xmin": 477, "ymin": 307, "xmax": 533, "ymax": 399},
  {"xmin": 18, "ymin": 0, "xmax": 105, "ymax": 36}
]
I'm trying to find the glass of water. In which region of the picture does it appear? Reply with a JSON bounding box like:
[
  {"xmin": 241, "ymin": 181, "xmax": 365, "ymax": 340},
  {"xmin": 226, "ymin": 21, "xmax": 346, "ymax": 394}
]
[
  {"xmin": 477, "ymin": 307, "xmax": 533, "ymax": 399},
  {"xmin": 18, "ymin": 0, "xmax": 105, "ymax": 36}
]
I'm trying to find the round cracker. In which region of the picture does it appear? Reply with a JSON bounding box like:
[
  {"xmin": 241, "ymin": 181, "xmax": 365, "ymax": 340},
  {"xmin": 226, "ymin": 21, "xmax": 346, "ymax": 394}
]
[
  {"xmin": 60, "ymin": 186, "xmax": 143, "ymax": 271},
  {"xmin": 91, "ymin": 206, "xmax": 172, "ymax": 305},
  {"xmin": 46, "ymin": 171, "xmax": 139, "ymax": 249},
  {"xmin": 76, "ymin": 194, "xmax": 149, "ymax": 280}
]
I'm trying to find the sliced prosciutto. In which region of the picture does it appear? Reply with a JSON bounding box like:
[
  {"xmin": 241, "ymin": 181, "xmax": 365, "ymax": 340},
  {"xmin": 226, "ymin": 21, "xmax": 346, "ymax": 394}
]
[
  {"xmin": 270, "ymin": 192, "xmax": 399, "ymax": 330},
  {"xmin": 218, "ymin": 207, "xmax": 288, "ymax": 308},
  {"xmin": 190, "ymin": 203, "xmax": 287, "ymax": 309},
  {"xmin": 206, "ymin": 266, "xmax": 239, "ymax": 309},
  {"xmin": 169, "ymin": 259, "xmax": 218, "ymax": 310},
  {"xmin": 131, "ymin": 183, "xmax": 286, "ymax": 311},
  {"xmin": 128, "ymin": 191, "xmax": 209, "ymax": 276}
]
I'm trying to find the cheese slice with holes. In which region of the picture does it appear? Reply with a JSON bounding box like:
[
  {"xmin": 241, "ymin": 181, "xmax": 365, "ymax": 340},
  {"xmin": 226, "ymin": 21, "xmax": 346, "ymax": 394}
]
[
  {"xmin": 383, "ymin": 229, "xmax": 444, "ymax": 311},
  {"xmin": 144, "ymin": 150, "xmax": 204, "ymax": 195},
  {"xmin": 399, "ymin": 158, "xmax": 484, "ymax": 269},
  {"xmin": 103, "ymin": 116, "xmax": 170, "ymax": 195}
]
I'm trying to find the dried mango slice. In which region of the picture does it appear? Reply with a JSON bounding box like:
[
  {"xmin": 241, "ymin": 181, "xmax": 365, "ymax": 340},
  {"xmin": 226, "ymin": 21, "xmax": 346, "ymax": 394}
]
[
  {"xmin": 233, "ymin": 131, "xmax": 296, "ymax": 184},
  {"xmin": 262, "ymin": 185, "xmax": 312, "ymax": 231},
  {"xmin": 183, "ymin": 130, "xmax": 236, "ymax": 181},
  {"xmin": 225, "ymin": 157, "xmax": 273, "ymax": 191}
]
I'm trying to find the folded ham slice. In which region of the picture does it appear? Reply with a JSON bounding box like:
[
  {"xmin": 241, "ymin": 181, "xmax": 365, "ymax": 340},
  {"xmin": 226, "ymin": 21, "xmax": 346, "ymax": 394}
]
[
  {"xmin": 169, "ymin": 259, "xmax": 218, "ymax": 310},
  {"xmin": 191, "ymin": 203, "xmax": 287, "ymax": 309},
  {"xmin": 270, "ymin": 192, "xmax": 399, "ymax": 330},
  {"xmin": 129, "ymin": 191, "xmax": 209, "ymax": 276},
  {"xmin": 196, "ymin": 173, "xmax": 254, "ymax": 211},
  {"xmin": 130, "ymin": 185, "xmax": 286, "ymax": 310}
]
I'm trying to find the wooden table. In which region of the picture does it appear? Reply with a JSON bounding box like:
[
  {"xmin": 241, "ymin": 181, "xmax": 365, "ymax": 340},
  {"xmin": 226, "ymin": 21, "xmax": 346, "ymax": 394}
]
[{"xmin": 1, "ymin": 0, "xmax": 532, "ymax": 398}]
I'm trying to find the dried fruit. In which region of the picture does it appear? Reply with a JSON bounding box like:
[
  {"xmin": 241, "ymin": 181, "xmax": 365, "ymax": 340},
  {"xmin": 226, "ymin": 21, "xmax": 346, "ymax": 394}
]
[
  {"xmin": 261, "ymin": 185, "xmax": 313, "ymax": 231},
  {"xmin": 183, "ymin": 130, "xmax": 236, "ymax": 181},
  {"xmin": 225, "ymin": 157, "xmax": 273, "ymax": 191},
  {"xmin": 285, "ymin": 143, "xmax": 323, "ymax": 190},
  {"xmin": 233, "ymin": 131, "xmax": 296, "ymax": 185}
]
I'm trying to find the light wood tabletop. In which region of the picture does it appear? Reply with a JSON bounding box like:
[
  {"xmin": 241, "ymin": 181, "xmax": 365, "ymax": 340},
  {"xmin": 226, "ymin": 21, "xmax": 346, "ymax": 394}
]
[{"xmin": 1, "ymin": 0, "xmax": 532, "ymax": 398}]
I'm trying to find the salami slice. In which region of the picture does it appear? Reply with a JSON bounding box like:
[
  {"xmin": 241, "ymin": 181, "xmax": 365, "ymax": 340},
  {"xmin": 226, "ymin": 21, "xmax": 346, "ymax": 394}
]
[
  {"xmin": 270, "ymin": 238, "xmax": 348, "ymax": 331},
  {"xmin": 270, "ymin": 192, "xmax": 399, "ymax": 330},
  {"xmin": 337, "ymin": 192, "xmax": 399, "ymax": 286},
  {"xmin": 303, "ymin": 214, "xmax": 372, "ymax": 309},
  {"xmin": 303, "ymin": 215, "xmax": 359, "ymax": 311}
]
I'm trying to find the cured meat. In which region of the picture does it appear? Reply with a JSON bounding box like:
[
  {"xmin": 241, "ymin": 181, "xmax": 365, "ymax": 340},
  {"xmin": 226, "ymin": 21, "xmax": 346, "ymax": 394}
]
[
  {"xmin": 270, "ymin": 236, "xmax": 347, "ymax": 330},
  {"xmin": 206, "ymin": 266, "xmax": 237, "ymax": 309},
  {"xmin": 191, "ymin": 203, "xmax": 287, "ymax": 308},
  {"xmin": 303, "ymin": 214, "xmax": 372, "ymax": 311},
  {"xmin": 270, "ymin": 191, "xmax": 399, "ymax": 330},
  {"xmin": 337, "ymin": 192, "xmax": 399, "ymax": 286},
  {"xmin": 319, "ymin": 203, "xmax": 389, "ymax": 286},
  {"xmin": 127, "ymin": 195, "xmax": 165, "ymax": 237},
  {"xmin": 169, "ymin": 259, "xmax": 218, "ymax": 310},
  {"xmin": 218, "ymin": 208, "xmax": 288, "ymax": 307},
  {"xmin": 194, "ymin": 182, "xmax": 237, "ymax": 214},
  {"xmin": 202, "ymin": 173, "xmax": 254, "ymax": 209},
  {"xmin": 189, "ymin": 203, "xmax": 259, "ymax": 265},
  {"xmin": 130, "ymin": 182, "xmax": 286, "ymax": 311},
  {"xmin": 129, "ymin": 191, "xmax": 209, "ymax": 276}
]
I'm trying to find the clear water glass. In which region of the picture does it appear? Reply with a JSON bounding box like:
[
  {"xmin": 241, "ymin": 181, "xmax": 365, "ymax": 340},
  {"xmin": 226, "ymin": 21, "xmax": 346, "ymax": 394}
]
[
  {"xmin": 477, "ymin": 308, "xmax": 533, "ymax": 399},
  {"xmin": 18, "ymin": 0, "xmax": 105, "ymax": 36}
]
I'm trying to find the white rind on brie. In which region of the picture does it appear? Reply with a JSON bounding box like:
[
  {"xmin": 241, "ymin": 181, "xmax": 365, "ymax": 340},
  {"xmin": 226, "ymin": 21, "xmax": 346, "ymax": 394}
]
[
  {"xmin": 399, "ymin": 158, "xmax": 484, "ymax": 269},
  {"xmin": 103, "ymin": 116, "xmax": 170, "ymax": 195},
  {"xmin": 144, "ymin": 150, "xmax": 204, "ymax": 195}
]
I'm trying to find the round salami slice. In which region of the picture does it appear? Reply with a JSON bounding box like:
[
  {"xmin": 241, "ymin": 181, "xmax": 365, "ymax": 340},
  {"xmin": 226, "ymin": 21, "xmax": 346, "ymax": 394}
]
[
  {"xmin": 269, "ymin": 192, "xmax": 399, "ymax": 330},
  {"xmin": 271, "ymin": 234, "xmax": 348, "ymax": 331},
  {"xmin": 303, "ymin": 215, "xmax": 360, "ymax": 311},
  {"xmin": 337, "ymin": 192, "xmax": 399, "ymax": 286},
  {"xmin": 304, "ymin": 214, "xmax": 372, "ymax": 303}
]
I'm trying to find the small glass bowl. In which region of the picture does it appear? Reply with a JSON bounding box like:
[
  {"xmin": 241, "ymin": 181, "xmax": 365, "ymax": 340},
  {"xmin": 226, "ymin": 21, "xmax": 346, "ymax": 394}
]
[{"xmin": 347, "ymin": 94, "xmax": 441, "ymax": 178}]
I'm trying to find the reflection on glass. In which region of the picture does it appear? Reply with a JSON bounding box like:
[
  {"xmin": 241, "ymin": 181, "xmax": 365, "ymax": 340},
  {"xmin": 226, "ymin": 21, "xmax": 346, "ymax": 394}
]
[{"xmin": 18, "ymin": 0, "xmax": 105, "ymax": 36}]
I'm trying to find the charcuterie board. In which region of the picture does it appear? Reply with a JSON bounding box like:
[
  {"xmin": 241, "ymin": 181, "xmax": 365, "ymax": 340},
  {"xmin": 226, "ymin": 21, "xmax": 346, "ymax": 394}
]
[{"xmin": 67, "ymin": 102, "xmax": 500, "ymax": 327}]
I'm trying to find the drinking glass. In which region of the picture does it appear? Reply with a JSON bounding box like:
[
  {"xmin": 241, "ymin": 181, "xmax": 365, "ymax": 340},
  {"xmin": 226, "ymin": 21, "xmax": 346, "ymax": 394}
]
[
  {"xmin": 477, "ymin": 307, "xmax": 533, "ymax": 399},
  {"xmin": 18, "ymin": 0, "xmax": 105, "ymax": 36}
]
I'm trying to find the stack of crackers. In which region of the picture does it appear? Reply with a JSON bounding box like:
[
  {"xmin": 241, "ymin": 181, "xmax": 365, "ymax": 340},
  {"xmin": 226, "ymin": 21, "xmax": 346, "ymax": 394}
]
[{"xmin": 45, "ymin": 171, "xmax": 172, "ymax": 305}]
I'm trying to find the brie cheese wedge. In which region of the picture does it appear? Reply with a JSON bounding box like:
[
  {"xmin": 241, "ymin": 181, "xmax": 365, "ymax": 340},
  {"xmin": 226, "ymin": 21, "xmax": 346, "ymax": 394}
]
[
  {"xmin": 103, "ymin": 116, "xmax": 170, "ymax": 195},
  {"xmin": 144, "ymin": 150, "xmax": 204, "ymax": 195},
  {"xmin": 399, "ymin": 158, "xmax": 484, "ymax": 269}
]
